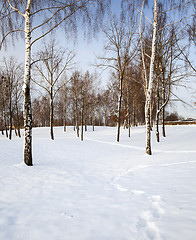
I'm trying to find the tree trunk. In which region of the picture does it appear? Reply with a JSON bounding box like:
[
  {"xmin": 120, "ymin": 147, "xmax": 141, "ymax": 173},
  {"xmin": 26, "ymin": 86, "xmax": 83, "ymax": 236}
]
[
  {"xmin": 84, "ymin": 107, "xmax": 87, "ymax": 131},
  {"xmin": 81, "ymin": 108, "xmax": 84, "ymax": 141},
  {"xmin": 156, "ymin": 121, "xmax": 159, "ymax": 142},
  {"xmin": 156, "ymin": 112, "xmax": 160, "ymax": 142},
  {"xmin": 50, "ymin": 84, "xmax": 54, "ymax": 140},
  {"xmin": 18, "ymin": 127, "xmax": 21, "ymax": 138},
  {"xmin": 132, "ymin": 100, "xmax": 136, "ymax": 127},
  {"xmin": 9, "ymin": 109, "xmax": 12, "ymax": 140},
  {"xmin": 162, "ymin": 80, "xmax": 166, "ymax": 137},
  {"xmin": 85, "ymin": 121, "xmax": 87, "ymax": 132},
  {"xmin": 98, "ymin": 106, "xmax": 101, "ymax": 126},
  {"xmin": 156, "ymin": 77, "xmax": 160, "ymax": 142},
  {"xmin": 126, "ymin": 79, "xmax": 131, "ymax": 138},
  {"xmin": 145, "ymin": 99, "xmax": 152, "ymax": 155},
  {"xmin": 145, "ymin": 0, "xmax": 158, "ymax": 155},
  {"xmin": 63, "ymin": 93, "xmax": 67, "ymax": 132},
  {"xmin": 1, "ymin": 117, "xmax": 4, "ymax": 135},
  {"xmin": 15, "ymin": 128, "xmax": 18, "ymax": 136},
  {"xmin": 9, "ymin": 124, "xmax": 12, "ymax": 140},
  {"xmin": 104, "ymin": 104, "xmax": 107, "ymax": 126},
  {"xmin": 23, "ymin": 9, "xmax": 33, "ymax": 166},
  {"xmin": 75, "ymin": 103, "xmax": 79, "ymax": 138},
  {"xmin": 9, "ymin": 89, "xmax": 12, "ymax": 140},
  {"xmin": 63, "ymin": 117, "xmax": 66, "ymax": 132},
  {"xmin": 162, "ymin": 107, "xmax": 166, "ymax": 137},
  {"xmin": 150, "ymin": 101, "xmax": 154, "ymax": 130},
  {"xmin": 3, "ymin": 111, "xmax": 8, "ymax": 138},
  {"xmin": 50, "ymin": 97, "xmax": 54, "ymax": 140},
  {"xmin": 92, "ymin": 108, "xmax": 95, "ymax": 131},
  {"xmin": 2, "ymin": 88, "xmax": 8, "ymax": 137},
  {"xmin": 128, "ymin": 109, "xmax": 131, "ymax": 138},
  {"xmin": 117, "ymin": 76, "xmax": 123, "ymax": 142},
  {"xmin": 16, "ymin": 97, "xmax": 21, "ymax": 138},
  {"xmin": 1, "ymin": 112, "xmax": 4, "ymax": 135}
]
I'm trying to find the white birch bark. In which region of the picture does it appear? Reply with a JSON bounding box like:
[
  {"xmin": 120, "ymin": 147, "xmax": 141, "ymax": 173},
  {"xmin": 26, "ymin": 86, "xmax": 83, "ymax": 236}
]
[
  {"xmin": 145, "ymin": 0, "xmax": 158, "ymax": 155},
  {"xmin": 23, "ymin": 6, "xmax": 33, "ymax": 165}
]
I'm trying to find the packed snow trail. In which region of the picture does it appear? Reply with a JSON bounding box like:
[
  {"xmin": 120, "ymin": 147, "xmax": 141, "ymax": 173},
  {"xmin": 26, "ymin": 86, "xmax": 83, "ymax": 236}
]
[
  {"xmin": 85, "ymin": 137, "xmax": 196, "ymax": 153},
  {"xmin": 109, "ymin": 160, "xmax": 196, "ymax": 240}
]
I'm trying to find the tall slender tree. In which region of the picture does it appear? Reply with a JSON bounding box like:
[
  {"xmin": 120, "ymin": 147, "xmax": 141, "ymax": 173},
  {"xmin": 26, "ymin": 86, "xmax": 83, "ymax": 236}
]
[{"xmin": 97, "ymin": 14, "xmax": 138, "ymax": 142}]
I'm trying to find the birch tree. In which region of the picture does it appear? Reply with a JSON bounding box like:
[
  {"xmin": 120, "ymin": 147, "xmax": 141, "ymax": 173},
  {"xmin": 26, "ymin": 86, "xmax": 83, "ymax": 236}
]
[
  {"xmin": 97, "ymin": 14, "xmax": 138, "ymax": 142},
  {"xmin": 0, "ymin": 0, "xmax": 110, "ymax": 165},
  {"xmin": 0, "ymin": 74, "xmax": 8, "ymax": 137},
  {"xmin": 139, "ymin": 0, "xmax": 158, "ymax": 155},
  {"xmin": 123, "ymin": 0, "xmax": 195, "ymax": 154}
]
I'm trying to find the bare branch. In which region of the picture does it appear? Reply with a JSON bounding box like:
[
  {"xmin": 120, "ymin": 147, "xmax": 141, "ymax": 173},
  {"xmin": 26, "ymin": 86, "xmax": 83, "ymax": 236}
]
[
  {"xmin": 0, "ymin": 29, "xmax": 25, "ymax": 50},
  {"xmin": 127, "ymin": 0, "xmax": 153, "ymax": 25},
  {"xmin": 0, "ymin": 10, "xmax": 16, "ymax": 21},
  {"xmin": 30, "ymin": 5, "xmax": 67, "ymax": 33},
  {"xmin": 53, "ymin": 80, "xmax": 70, "ymax": 98},
  {"xmin": 30, "ymin": 6, "xmax": 60, "ymax": 16},
  {"xmin": 158, "ymin": 1, "xmax": 193, "ymax": 16},
  {"xmin": 29, "ymin": 6, "xmax": 82, "ymax": 47},
  {"xmin": 176, "ymin": 42, "xmax": 196, "ymax": 72},
  {"xmin": 20, "ymin": 0, "xmax": 27, "ymax": 10},
  {"xmin": 31, "ymin": 77, "xmax": 50, "ymax": 94},
  {"xmin": 30, "ymin": 57, "xmax": 52, "ymax": 67},
  {"xmin": 171, "ymin": 91, "xmax": 196, "ymax": 110},
  {"xmin": 30, "ymin": 0, "xmax": 88, "ymax": 38},
  {"xmin": 6, "ymin": 0, "xmax": 25, "ymax": 17},
  {"xmin": 96, "ymin": 63, "xmax": 119, "ymax": 72},
  {"xmin": 34, "ymin": 64, "xmax": 51, "ymax": 85},
  {"xmin": 53, "ymin": 53, "xmax": 76, "ymax": 86},
  {"xmin": 158, "ymin": 15, "xmax": 194, "ymax": 32}
]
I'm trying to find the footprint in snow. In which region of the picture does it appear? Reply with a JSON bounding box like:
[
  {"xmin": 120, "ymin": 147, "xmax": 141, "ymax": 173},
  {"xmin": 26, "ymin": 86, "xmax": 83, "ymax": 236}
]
[
  {"xmin": 114, "ymin": 183, "xmax": 129, "ymax": 192},
  {"xmin": 131, "ymin": 190, "xmax": 145, "ymax": 196},
  {"xmin": 61, "ymin": 212, "xmax": 74, "ymax": 218},
  {"xmin": 136, "ymin": 195, "xmax": 165, "ymax": 240}
]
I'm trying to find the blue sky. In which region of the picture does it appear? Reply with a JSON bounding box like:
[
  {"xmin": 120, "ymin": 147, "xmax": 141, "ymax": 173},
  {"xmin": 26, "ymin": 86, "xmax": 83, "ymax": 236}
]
[{"xmin": 0, "ymin": 0, "xmax": 195, "ymax": 118}]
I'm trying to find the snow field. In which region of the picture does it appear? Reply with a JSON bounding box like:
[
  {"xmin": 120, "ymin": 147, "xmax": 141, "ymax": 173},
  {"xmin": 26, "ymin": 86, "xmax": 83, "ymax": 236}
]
[{"xmin": 0, "ymin": 125, "xmax": 196, "ymax": 240}]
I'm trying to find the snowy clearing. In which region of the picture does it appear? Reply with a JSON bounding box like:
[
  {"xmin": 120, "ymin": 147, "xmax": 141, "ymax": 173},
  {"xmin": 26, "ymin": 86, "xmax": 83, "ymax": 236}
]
[{"xmin": 0, "ymin": 125, "xmax": 196, "ymax": 240}]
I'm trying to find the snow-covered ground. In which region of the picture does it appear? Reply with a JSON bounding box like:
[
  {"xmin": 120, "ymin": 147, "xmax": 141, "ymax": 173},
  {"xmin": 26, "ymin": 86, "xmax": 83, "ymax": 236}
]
[{"xmin": 0, "ymin": 125, "xmax": 196, "ymax": 240}]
